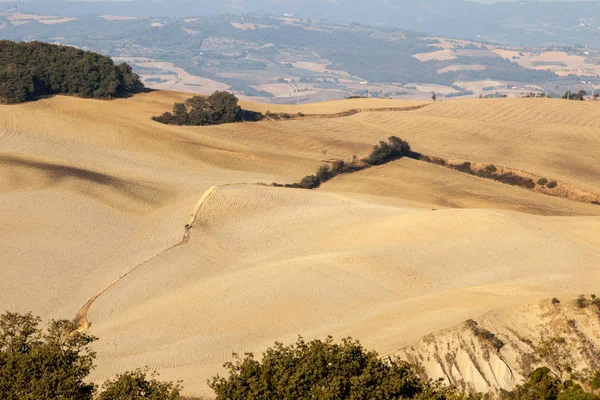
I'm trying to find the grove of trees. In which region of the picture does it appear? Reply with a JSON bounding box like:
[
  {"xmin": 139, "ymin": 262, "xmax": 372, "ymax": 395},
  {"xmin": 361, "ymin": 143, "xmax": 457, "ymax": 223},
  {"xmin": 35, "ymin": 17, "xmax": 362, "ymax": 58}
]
[
  {"xmin": 0, "ymin": 41, "xmax": 144, "ymax": 104},
  {"xmin": 152, "ymin": 91, "xmax": 264, "ymax": 126}
]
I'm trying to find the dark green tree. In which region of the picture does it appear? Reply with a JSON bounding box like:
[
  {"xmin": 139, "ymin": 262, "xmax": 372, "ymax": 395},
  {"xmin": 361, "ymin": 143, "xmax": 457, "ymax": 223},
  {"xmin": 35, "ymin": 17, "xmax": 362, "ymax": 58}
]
[
  {"xmin": 209, "ymin": 336, "xmax": 443, "ymax": 400},
  {"xmin": 98, "ymin": 368, "xmax": 181, "ymax": 400},
  {"xmin": 365, "ymin": 136, "xmax": 412, "ymax": 165},
  {"xmin": 0, "ymin": 312, "xmax": 97, "ymax": 400},
  {"xmin": 207, "ymin": 91, "xmax": 243, "ymax": 124},
  {"xmin": 511, "ymin": 367, "xmax": 562, "ymax": 400},
  {"xmin": 0, "ymin": 41, "xmax": 143, "ymax": 103},
  {"xmin": 173, "ymin": 102, "xmax": 190, "ymax": 125}
]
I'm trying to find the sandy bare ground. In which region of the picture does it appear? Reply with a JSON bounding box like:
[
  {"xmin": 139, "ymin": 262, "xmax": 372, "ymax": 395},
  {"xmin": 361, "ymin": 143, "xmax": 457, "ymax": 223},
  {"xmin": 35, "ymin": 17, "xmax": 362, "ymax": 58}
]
[
  {"xmin": 493, "ymin": 49, "xmax": 600, "ymax": 77},
  {"xmin": 6, "ymin": 12, "xmax": 76, "ymax": 25},
  {"xmin": 116, "ymin": 61, "xmax": 230, "ymax": 94},
  {"xmin": 437, "ymin": 65, "xmax": 486, "ymax": 74},
  {"xmin": 1, "ymin": 92, "xmax": 600, "ymax": 396},
  {"xmin": 413, "ymin": 49, "xmax": 457, "ymax": 62}
]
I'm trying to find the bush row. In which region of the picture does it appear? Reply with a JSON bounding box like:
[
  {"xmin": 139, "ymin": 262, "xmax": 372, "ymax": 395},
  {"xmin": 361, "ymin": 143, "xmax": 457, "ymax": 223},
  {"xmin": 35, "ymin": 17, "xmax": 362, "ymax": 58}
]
[{"xmin": 279, "ymin": 136, "xmax": 412, "ymax": 189}]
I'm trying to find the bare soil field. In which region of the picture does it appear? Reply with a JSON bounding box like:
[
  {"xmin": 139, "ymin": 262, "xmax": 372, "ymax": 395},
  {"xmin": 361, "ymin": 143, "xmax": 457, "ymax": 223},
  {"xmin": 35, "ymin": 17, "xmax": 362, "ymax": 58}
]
[
  {"xmin": 413, "ymin": 49, "xmax": 457, "ymax": 61},
  {"xmin": 114, "ymin": 61, "xmax": 230, "ymax": 94},
  {"xmin": 493, "ymin": 49, "xmax": 600, "ymax": 77},
  {"xmin": 1, "ymin": 92, "xmax": 600, "ymax": 397}
]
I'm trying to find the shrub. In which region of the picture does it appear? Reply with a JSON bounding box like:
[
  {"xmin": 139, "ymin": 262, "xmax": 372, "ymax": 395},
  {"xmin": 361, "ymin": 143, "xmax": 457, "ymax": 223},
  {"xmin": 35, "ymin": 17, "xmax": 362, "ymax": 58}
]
[
  {"xmin": 547, "ymin": 181, "xmax": 558, "ymax": 189},
  {"xmin": 483, "ymin": 164, "xmax": 498, "ymax": 174},
  {"xmin": 511, "ymin": 367, "xmax": 561, "ymax": 400},
  {"xmin": 454, "ymin": 162, "xmax": 475, "ymax": 175},
  {"xmin": 465, "ymin": 319, "xmax": 504, "ymax": 351},
  {"xmin": 99, "ymin": 368, "xmax": 181, "ymax": 400},
  {"xmin": 552, "ymin": 298, "xmax": 561, "ymax": 305},
  {"xmin": 538, "ymin": 178, "xmax": 549, "ymax": 186},
  {"xmin": 298, "ymin": 175, "xmax": 321, "ymax": 189},
  {"xmin": 420, "ymin": 155, "xmax": 447, "ymax": 166},
  {"xmin": 592, "ymin": 371, "xmax": 600, "ymax": 390},
  {"xmin": 285, "ymin": 159, "xmax": 368, "ymax": 190},
  {"xmin": 494, "ymin": 173, "xmax": 536, "ymax": 189},
  {"xmin": 209, "ymin": 336, "xmax": 441, "ymax": 400},
  {"xmin": 576, "ymin": 296, "xmax": 587, "ymax": 308},
  {"xmin": 365, "ymin": 136, "xmax": 411, "ymax": 165}
]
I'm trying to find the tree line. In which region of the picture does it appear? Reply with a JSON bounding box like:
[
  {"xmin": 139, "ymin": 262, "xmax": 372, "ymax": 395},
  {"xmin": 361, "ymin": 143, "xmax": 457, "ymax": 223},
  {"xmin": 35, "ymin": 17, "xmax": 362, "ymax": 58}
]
[
  {"xmin": 0, "ymin": 41, "xmax": 143, "ymax": 104},
  {"xmin": 278, "ymin": 136, "xmax": 415, "ymax": 190},
  {"xmin": 1, "ymin": 311, "xmax": 599, "ymax": 399}
]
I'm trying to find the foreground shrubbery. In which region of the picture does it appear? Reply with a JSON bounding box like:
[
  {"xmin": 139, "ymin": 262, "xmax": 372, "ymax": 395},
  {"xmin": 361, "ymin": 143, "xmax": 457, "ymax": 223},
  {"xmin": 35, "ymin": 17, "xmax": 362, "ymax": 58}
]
[
  {"xmin": 0, "ymin": 41, "xmax": 143, "ymax": 104},
  {"xmin": 506, "ymin": 366, "xmax": 600, "ymax": 400},
  {"xmin": 0, "ymin": 312, "xmax": 180, "ymax": 400},
  {"xmin": 209, "ymin": 336, "xmax": 467, "ymax": 400},
  {"xmin": 152, "ymin": 91, "xmax": 264, "ymax": 126},
  {"xmin": 2, "ymin": 311, "xmax": 600, "ymax": 399}
]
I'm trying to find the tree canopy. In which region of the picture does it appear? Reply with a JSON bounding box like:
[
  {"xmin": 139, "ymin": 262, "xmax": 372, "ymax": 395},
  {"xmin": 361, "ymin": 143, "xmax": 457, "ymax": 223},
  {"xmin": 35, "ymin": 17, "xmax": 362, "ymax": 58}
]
[
  {"xmin": 0, "ymin": 311, "xmax": 178, "ymax": 400},
  {"xmin": 153, "ymin": 91, "xmax": 264, "ymax": 126},
  {"xmin": 209, "ymin": 336, "xmax": 458, "ymax": 400},
  {"xmin": 0, "ymin": 40, "xmax": 143, "ymax": 104}
]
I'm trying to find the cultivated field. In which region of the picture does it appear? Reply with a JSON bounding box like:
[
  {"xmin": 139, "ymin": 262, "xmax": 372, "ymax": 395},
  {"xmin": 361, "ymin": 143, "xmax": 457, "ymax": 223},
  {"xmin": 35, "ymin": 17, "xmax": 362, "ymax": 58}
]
[{"xmin": 1, "ymin": 92, "xmax": 600, "ymax": 396}]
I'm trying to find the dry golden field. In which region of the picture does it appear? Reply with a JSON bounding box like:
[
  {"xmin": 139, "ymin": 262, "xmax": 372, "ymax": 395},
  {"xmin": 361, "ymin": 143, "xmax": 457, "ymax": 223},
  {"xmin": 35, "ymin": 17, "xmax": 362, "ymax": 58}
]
[{"xmin": 1, "ymin": 91, "xmax": 600, "ymax": 396}]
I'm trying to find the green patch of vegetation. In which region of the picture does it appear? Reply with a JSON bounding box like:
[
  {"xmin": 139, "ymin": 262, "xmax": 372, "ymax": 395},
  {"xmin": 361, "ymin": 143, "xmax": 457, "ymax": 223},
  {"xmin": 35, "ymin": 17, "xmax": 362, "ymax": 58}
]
[
  {"xmin": 592, "ymin": 371, "xmax": 600, "ymax": 390},
  {"xmin": 506, "ymin": 367, "xmax": 600, "ymax": 400},
  {"xmin": 153, "ymin": 91, "xmax": 264, "ymax": 126},
  {"xmin": 209, "ymin": 336, "xmax": 462, "ymax": 400},
  {"xmin": 99, "ymin": 369, "xmax": 181, "ymax": 400},
  {"xmin": 547, "ymin": 181, "xmax": 559, "ymax": 189},
  {"xmin": 0, "ymin": 311, "xmax": 178, "ymax": 400},
  {"xmin": 364, "ymin": 136, "xmax": 413, "ymax": 166},
  {"xmin": 538, "ymin": 178, "xmax": 549, "ymax": 186},
  {"xmin": 0, "ymin": 40, "xmax": 143, "ymax": 104}
]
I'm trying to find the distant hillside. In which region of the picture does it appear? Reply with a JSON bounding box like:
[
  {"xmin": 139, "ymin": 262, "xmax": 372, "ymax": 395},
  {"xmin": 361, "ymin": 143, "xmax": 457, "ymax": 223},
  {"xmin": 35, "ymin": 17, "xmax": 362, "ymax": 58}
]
[
  {"xmin": 1, "ymin": 14, "xmax": 584, "ymax": 103},
  {"xmin": 3, "ymin": 0, "xmax": 600, "ymax": 46},
  {"xmin": 0, "ymin": 40, "xmax": 143, "ymax": 103}
]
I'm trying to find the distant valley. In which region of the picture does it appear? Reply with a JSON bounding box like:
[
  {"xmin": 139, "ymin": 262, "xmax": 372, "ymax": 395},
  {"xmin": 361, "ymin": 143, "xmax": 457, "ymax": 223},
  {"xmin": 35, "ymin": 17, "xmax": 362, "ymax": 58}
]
[{"xmin": 1, "ymin": 12, "xmax": 599, "ymax": 103}]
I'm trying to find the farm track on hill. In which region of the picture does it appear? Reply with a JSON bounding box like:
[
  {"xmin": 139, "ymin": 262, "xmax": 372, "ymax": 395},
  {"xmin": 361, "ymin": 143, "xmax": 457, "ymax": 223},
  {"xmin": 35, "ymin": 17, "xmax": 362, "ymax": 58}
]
[{"xmin": 73, "ymin": 183, "xmax": 251, "ymax": 332}]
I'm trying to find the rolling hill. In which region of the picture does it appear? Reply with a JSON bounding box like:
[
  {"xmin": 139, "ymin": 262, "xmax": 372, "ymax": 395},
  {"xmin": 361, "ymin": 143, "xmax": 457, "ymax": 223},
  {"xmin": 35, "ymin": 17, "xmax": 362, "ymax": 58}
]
[{"xmin": 1, "ymin": 91, "xmax": 600, "ymax": 396}]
